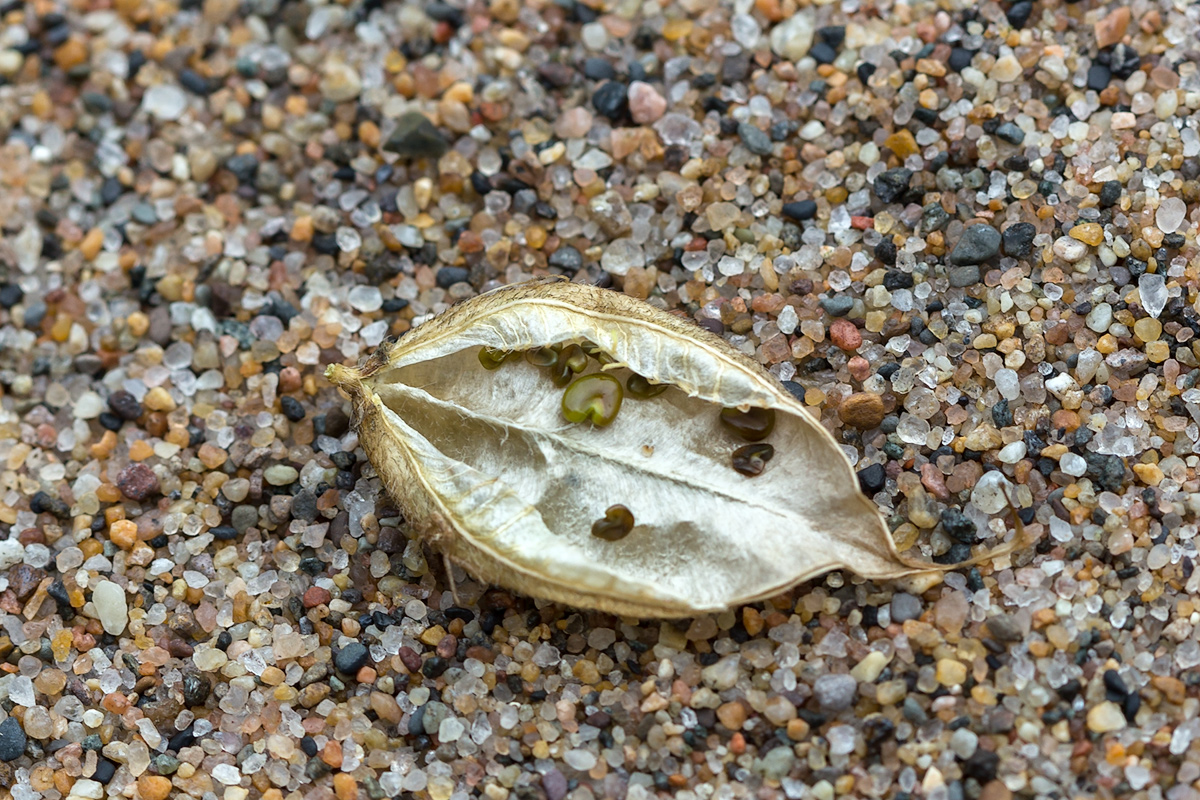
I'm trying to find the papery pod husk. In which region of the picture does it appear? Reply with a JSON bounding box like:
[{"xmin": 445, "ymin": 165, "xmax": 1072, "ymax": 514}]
[{"xmin": 327, "ymin": 278, "xmax": 1019, "ymax": 617}]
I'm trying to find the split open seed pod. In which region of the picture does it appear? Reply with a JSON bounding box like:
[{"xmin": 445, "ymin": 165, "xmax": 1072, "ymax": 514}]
[{"xmin": 327, "ymin": 278, "xmax": 1017, "ymax": 617}]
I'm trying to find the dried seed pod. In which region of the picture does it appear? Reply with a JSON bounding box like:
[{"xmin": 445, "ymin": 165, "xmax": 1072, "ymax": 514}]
[
  {"xmin": 626, "ymin": 373, "xmax": 668, "ymax": 399},
  {"xmin": 582, "ymin": 341, "xmax": 617, "ymax": 365},
  {"xmin": 731, "ymin": 443, "xmax": 774, "ymax": 477},
  {"xmin": 562, "ymin": 374, "xmax": 623, "ymax": 426},
  {"xmin": 327, "ymin": 278, "xmax": 1022, "ymax": 617},
  {"xmin": 592, "ymin": 505, "xmax": 635, "ymax": 541},
  {"xmin": 719, "ymin": 406, "xmax": 776, "ymax": 441}
]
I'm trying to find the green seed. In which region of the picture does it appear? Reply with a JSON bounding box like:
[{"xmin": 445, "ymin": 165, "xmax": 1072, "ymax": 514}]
[
  {"xmin": 719, "ymin": 406, "xmax": 775, "ymax": 441},
  {"xmin": 582, "ymin": 341, "xmax": 616, "ymax": 365},
  {"xmin": 550, "ymin": 344, "xmax": 589, "ymax": 387},
  {"xmin": 525, "ymin": 347, "xmax": 559, "ymax": 367},
  {"xmin": 592, "ymin": 505, "xmax": 634, "ymax": 541},
  {"xmin": 731, "ymin": 443, "xmax": 774, "ymax": 477},
  {"xmin": 626, "ymin": 373, "xmax": 668, "ymax": 399},
  {"xmin": 562, "ymin": 373, "xmax": 623, "ymax": 426},
  {"xmin": 478, "ymin": 347, "xmax": 518, "ymax": 370}
]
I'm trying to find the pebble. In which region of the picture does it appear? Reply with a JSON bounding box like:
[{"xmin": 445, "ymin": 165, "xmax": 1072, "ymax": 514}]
[
  {"xmin": 1001, "ymin": 222, "xmax": 1036, "ymax": 257},
  {"xmin": 839, "ymin": 393, "xmax": 885, "ymax": 429},
  {"xmin": 334, "ymin": 642, "xmax": 370, "ymax": 674},
  {"xmin": 1087, "ymin": 702, "xmax": 1127, "ymax": 733},
  {"xmin": 990, "ymin": 55, "xmax": 1023, "ymax": 82},
  {"xmin": 0, "ymin": 717, "xmax": 25, "ymax": 761},
  {"xmin": 627, "ymin": 81, "xmax": 666, "ymax": 124},
  {"xmin": 890, "ymin": 593, "xmax": 922, "ymax": 623},
  {"xmin": 949, "ymin": 225, "xmax": 1001, "ymax": 265},
  {"xmin": 737, "ymin": 122, "xmax": 773, "ymax": 156},
  {"xmin": 142, "ymin": 85, "xmax": 189, "ymax": 121},
  {"xmin": 813, "ymin": 674, "xmax": 858, "ymax": 712},
  {"xmin": 768, "ymin": 11, "xmax": 814, "ymax": 61},
  {"xmin": 384, "ymin": 112, "xmax": 448, "ymax": 159},
  {"xmin": 91, "ymin": 580, "xmax": 128, "ymax": 635}
]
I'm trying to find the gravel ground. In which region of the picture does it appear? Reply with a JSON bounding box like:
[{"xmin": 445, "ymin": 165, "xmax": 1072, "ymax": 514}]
[{"xmin": 1, "ymin": 0, "xmax": 1199, "ymax": 799}]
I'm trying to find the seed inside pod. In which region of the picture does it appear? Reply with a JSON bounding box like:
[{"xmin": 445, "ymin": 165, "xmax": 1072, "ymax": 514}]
[
  {"xmin": 719, "ymin": 406, "xmax": 776, "ymax": 441},
  {"xmin": 478, "ymin": 347, "xmax": 518, "ymax": 370},
  {"xmin": 525, "ymin": 346, "xmax": 559, "ymax": 367},
  {"xmin": 550, "ymin": 343, "xmax": 589, "ymax": 387},
  {"xmin": 626, "ymin": 373, "xmax": 668, "ymax": 399},
  {"xmin": 562, "ymin": 373, "xmax": 623, "ymax": 426},
  {"xmin": 592, "ymin": 504, "xmax": 634, "ymax": 541},
  {"xmin": 581, "ymin": 341, "xmax": 616, "ymax": 365},
  {"xmin": 731, "ymin": 443, "xmax": 775, "ymax": 476}
]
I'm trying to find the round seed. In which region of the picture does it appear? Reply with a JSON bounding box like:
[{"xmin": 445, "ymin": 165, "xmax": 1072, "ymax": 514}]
[
  {"xmin": 478, "ymin": 347, "xmax": 518, "ymax": 370},
  {"xmin": 731, "ymin": 443, "xmax": 775, "ymax": 477},
  {"xmin": 719, "ymin": 406, "xmax": 776, "ymax": 441},
  {"xmin": 592, "ymin": 505, "xmax": 634, "ymax": 541},
  {"xmin": 550, "ymin": 344, "xmax": 588, "ymax": 387},
  {"xmin": 562, "ymin": 373, "xmax": 623, "ymax": 426},
  {"xmin": 525, "ymin": 346, "xmax": 559, "ymax": 367},
  {"xmin": 626, "ymin": 373, "xmax": 667, "ymax": 399}
]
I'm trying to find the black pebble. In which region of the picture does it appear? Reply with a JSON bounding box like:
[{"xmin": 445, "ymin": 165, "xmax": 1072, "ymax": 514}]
[
  {"xmin": 423, "ymin": 656, "xmax": 450, "ymax": 678},
  {"xmin": 280, "ymin": 395, "xmax": 306, "ymax": 422},
  {"xmin": 182, "ymin": 672, "xmax": 211, "ymax": 706},
  {"xmin": 1087, "ymin": 64, "xmax": 1111, "ymax": 91},
  {"xmin": 874, "ymin": 167, "xmax": 912, "ymax": 204},
  {"xmin": 857, "ymin": 463, "xmax": 886, "ymax": 493},
  {"xmin": 1001, "ymin": 222, "xmax": 1037, "ymax": 258},
  {"xmin": 0, "ymin": 716, "xmax": 27, "ymax": 761},
  {"xmin": 301, "ymin": 736, "xmax": 318, "ymax": 757},
  {"xmin": 436, "ymin": 266, "xmax": 470, "ymax": 288},
  {"xmin": 93, "ymin": 757, "xmax": 117, "ymax": 783},
  {"xmin": 875, "ymin": 238, "xmax": 897, "ymax": 265},
  {"xmin": 582, "ymin": 57, "xmax": 615, "ymax": 81},
  {"xmin": 948, "ymin": 48, "xmax": 975, "ymax": 72},
  {"xmin": 591, "ymin": 80, "xmax": 628, "ymax": 119},
  {"xmin": 1006, "ymin": 1, "xmax": 1033, "ymax": 27},
  {"xmin": 334, "ymin": 642, "xmax": 370, "ymax": 674},
  {"xmin": 809, "ymin": 42, "xmax": 837, "ymax": 64},
  {"xmin": 107, "ymin": 390, "xmax": 143, "ymax": 421},
  {"xmin": 0, "ymin": 283, "xmax": 23, "ymax": 309},
  {"xmin": 883, "ymin": 270, "xmax": 913, "ymax": 290},
  {"xmin": 178, "ymin": 69, "xmax": 213, "ymax": 95},
  {"xmin": 940, "ymin": 508, "xmax": 978, "ymax": 544},
  {"xmin": 1099, "ymin": 180, "xmax": 1122, "ymax": 208},
  {"xmin": 782, "ymin": 200, "xmax": 817, "ymax": 221},
  {"xmin": 856, "ymin": 62, "xmax": 876, "ymax": 84}
]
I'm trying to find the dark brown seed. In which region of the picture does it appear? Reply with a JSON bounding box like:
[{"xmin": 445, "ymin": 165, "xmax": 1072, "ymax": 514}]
[
  {"xmin": 719, "ymin": 406, "xmax": 776, "ymax": 441},
  {"xmin": 731, "ymin": 443, "xmax": 775, "ymax": 477},
  {"xmin": 626, "ymin": 373, "xmax": 668, "ymax": 399},
  {"xmin": 592, "ymin": 505, "xmax": 635, "ymax": 541}
]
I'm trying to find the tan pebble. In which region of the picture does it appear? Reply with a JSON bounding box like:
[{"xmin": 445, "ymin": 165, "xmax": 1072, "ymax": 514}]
[
  {"xmin": 109, "ymin": 519, "xmax": 139, "ymax": 550},
  {"xmin": 1086, "ymin": 701, "xmax": 1127, "ymax": 733},
  {"xmin": 990, "ymin": 55, "xmax": 1022, "ymax": 83},
  {"xmin": 80, "ymin": 228, "xmax": 105, "ymax": 261},
  {"xmin": 1094, "ymin": 7, "xmax": 1130, "ymax": 48},
  {"xmin": 786, "ymin": 717, "xmax": 810, "ymax": 740},
  {"xmin": 137, "ymin": 775, "xmax": 173, "ymax": 800},
  {"xmin": 716, "ymin": 701, "xmax": 747, "ymax": 730},
  {"xmin": 1069, "ymin": 223, "xmax": 1104, "ymax": 246},
  {"xmin": 935, "ymin": 658, "xmax": 967, "ymax": 686},
  {"xmin": 333, "ymin": 774, "xmax": 358, "ymax": 800},
  {"xmin": 143, "ymin": 387, "xmax": 176, "ymax": 412},
  {"xmin": 839, "ymin": 392, "xmax": 884, "ymax": 430},
  {"xmin": 1133, "ymin": 462, "xmax": 1164, "ymax": 485}
]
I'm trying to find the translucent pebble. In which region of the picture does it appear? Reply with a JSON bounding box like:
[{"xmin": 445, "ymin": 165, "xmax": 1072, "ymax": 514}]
[
  {"xmin": 211, "ymin": 764, "xmax": 242, "ymax": 785},
  {"xmin": 1059, "ymin": 452, "xmax": 1087, "ymax": 476},
  {"xmin": 336, "ymin": 227, "xmax": 362, "ymax": 252},
  {"xmin": 348, "ymin": 285, "xmax": 383, "ymax": 312},
  {"xmin": 776, "ymin": 305, "xmax": 798, "ymax": 335},
  {"xmin": 826, "ymin": 725, "xmax": 857, "ymax": 755},
  {"xmin": 970, "ymin": 470, "xmax": 1011, "ymax": 514},
  {"xmin": 994, "ymin": 368, "xmax": 1020, "ymax": 401},
  {"xmin": 600, "ymin": 239, "xmax": 643, "ymax": 277},
  {"xmin": 1138, "ymin": 272, "xmax": 1167, "ymax": 319},
  {"xmin": 9, "ymin": 675, "xmax": 35, "ymax": 707},
  {"xmin": 564, "ymin": 749, "xmax": 597, "ymax": 770},
  {"xmin": 1156, "ymin": 198, "xmax": 1186, "ymax": 233},
  {"xmin": 1147, "ymin": 544, "xmax": 1170, "ymax": 570},
  {"xmin": 437, "ymin": 717, "xmax": 465, "ymax": 742},
  {"xmin": 997, "ymin": 441, "xmax": 1026, "ymax": 463}
]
